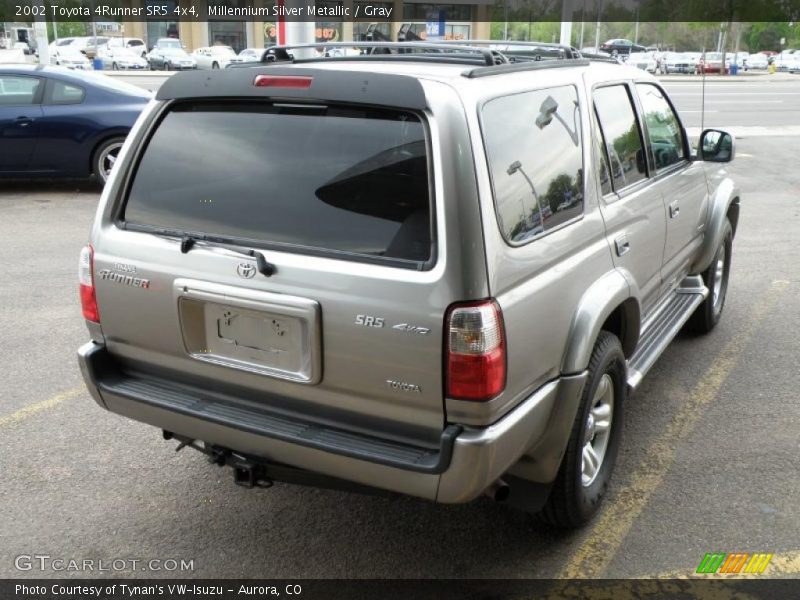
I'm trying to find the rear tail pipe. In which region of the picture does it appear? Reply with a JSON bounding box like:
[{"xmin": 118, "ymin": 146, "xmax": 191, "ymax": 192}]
[{"xmin": 483, "ymin": 479, "xmax": 510, "ymax": 502}]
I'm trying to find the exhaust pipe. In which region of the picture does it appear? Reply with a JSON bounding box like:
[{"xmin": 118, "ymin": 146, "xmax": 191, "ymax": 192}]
[{"xmin": 483, "ymin": 479, "xmax": 510, "ymax": 502}]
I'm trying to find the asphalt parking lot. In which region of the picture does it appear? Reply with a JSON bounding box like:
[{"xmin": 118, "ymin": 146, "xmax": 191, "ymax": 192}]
[{"xmin": 1, "ymin": 74, "xmax": 799, "ymax": 580}]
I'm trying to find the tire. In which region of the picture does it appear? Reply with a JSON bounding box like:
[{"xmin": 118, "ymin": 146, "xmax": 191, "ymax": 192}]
[
  {"xmin": 689, "ymin": 218, "xmax": 733, "ymax": 334},
  {"xmin": 539, "ymin": 331, "xmax": 626, "ymax": 528},
  {"xmin": 93, "ymin": 137, "xmax": 125, "ymax": 185},
  {"xmin": 112, "ymin": 62, "xmax": 118, "ymax": 71},
  {"xmin": 212, "ymin": 61, "xmax": 219, "ymax": 69}
]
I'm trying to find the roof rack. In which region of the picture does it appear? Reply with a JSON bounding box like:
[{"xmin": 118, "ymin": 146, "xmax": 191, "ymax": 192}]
[
  {"xmin": 462, "ymin": 58, "xmax": 591, "ymax": 78},
  {"xmin": 260, "ymin": 42, "xmax": 507, "ymax": 67},
  {"xmin": 440, "ymin": 40, "xmax": 583, "ymax": 61}
]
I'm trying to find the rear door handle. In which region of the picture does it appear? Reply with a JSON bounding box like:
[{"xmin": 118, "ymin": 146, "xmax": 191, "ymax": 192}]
[
  {"xmin": 15, "ymin": 116, "xmax": 33, "ymax": 127},
  {"xmin": 614, "ymin": 234, "xmax": 631, "ymax": 257},
  {"xmin": 669, "ymin": 200, "xmax": 680, "ymax": 219}
]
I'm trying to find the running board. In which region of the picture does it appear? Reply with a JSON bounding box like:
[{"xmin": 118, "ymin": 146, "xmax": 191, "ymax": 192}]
[{"xmin": 627, "ymin": 275, "xmax": 708, "ymax": 391}]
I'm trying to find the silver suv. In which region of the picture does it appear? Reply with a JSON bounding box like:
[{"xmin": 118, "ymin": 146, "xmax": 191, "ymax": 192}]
[{"xmin": 78, "ymin": 42, "xmax": 738, "ymax": 528}]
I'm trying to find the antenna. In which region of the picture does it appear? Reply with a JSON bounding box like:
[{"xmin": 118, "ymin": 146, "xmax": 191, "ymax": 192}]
[{"xmin": 700, "ymin": 47, "xmax": 707, "ymax": 133}]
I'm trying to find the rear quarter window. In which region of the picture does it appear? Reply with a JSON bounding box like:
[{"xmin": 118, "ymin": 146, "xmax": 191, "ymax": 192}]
[
  {"xmin": 122, "ymin": 102, "xmax": 434, "ymax": 267},
  {"xmin": 481, "ymin": 86, "xmax": 585, "ymax": 245}
]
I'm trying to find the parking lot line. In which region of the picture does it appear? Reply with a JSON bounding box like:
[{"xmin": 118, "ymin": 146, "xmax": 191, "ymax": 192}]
[
  {"xmin": 0, "ymin": 387, "xmax": 84, "ymax": 428},
  {"xmin": 558, "ymin": 280, "xmax": 790, "ymax": 579}
]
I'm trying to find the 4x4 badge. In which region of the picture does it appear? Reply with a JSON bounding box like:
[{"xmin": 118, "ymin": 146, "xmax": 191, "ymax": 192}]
[{"xmin": 236, "ymin": 262, "xmax": 256, "ymax": 279}]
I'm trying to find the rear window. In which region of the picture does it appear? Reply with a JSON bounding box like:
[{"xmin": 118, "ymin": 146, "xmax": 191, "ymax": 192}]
[{"xmin": 123, "ymin": 102, "xmax": 433, "ymax": 267}]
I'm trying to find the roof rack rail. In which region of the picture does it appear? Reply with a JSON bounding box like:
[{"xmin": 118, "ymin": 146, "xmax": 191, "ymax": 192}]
[
  {"xmin": 259, "ymin": 42, "xmax": 506, "ymax": 67},
  {"xmin": 462, "ymin": 58, "xmax": 591, "ymax": 79},
  {"xmin": 439, "ymin": 40, "xmax": 583, "ymax": 60}
]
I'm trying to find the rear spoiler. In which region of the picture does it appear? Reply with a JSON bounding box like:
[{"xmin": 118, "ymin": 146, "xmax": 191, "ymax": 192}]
[{"xmin": 155, "ymin": 67, "xmax": 428, "ymax": 110}]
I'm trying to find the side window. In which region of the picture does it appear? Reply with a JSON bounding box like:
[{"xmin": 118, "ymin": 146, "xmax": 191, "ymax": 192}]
[
  {"xmin": 636, "ymin": 83, "xmax": 686, "ymax": 171},
  {"xmin": 482, "ymin": 86, "xmax": 584, "ymax": 245},
  {"xmin": 593, "ymin": 85, "xmax": 648, "ymax": 191},
  {"xmin": 46, "ymin": 80, "xmax": 86, "ymax": 105},
  {"xmin": 593, "ymin": 114, "xmax": 613, "ymax": 196},
  {"xmin": 0, "ymin": 76, "xmax": 40, "ymax": 106}
]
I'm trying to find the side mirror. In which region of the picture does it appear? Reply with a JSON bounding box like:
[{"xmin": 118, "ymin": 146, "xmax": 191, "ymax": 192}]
[{"xmin": 699, "ymin": 129, "xmax": 735, "ymax": 162}]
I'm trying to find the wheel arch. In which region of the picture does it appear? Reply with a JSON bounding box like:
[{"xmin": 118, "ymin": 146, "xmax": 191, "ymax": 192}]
[
  {"xmin": 691, "ymin": 177, "xmax": 740, "ymax": 274},
  {"xmin": 561, "ymin": 269, "xmax": 641, "ymax": 375}
]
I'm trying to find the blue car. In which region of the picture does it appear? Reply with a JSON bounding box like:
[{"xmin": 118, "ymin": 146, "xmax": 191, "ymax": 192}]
[{"xmin": 0, "ymin": 65, "xmax": 151, "ymax": 183}]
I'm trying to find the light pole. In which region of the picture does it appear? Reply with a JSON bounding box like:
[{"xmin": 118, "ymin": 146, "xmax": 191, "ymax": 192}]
[{"xmin": 507, "ymin": 160, "xmax": 543, "ymax": 228}]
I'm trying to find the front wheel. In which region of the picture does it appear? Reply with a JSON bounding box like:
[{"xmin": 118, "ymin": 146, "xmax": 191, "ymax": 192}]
[
  {"xmin": 689, "ymin": 218, "xmax": 733, "ymax": 333},
  {"xmin": 539, "ymin": 331, "xmax": 626, "ymax": 528},
  {"xmin": 112, "ymin": 62, "xmax": 119, "ymax": 70},
  {"xmin": 93, "ymin": 137, "xmax": 125, "ymax": 185},
  {"xmin": 212, "ymin": 61, "xmax": 219, "ymax": 69}
]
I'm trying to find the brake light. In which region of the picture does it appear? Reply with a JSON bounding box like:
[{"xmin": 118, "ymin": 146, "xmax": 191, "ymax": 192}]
[
  {"xmin": 79, "ymin": 245, "xmax": 99, "ymax": 323},
  {"xmin": 253, "ymin": 75, "xmax": 313, "ymax": 89},
  {"xmin": 446, "ymin": 300, "xmax": 506, "ymax": 401}
]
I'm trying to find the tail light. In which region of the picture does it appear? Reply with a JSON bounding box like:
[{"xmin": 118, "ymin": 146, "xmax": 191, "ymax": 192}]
[
  {"xmin": 79, "ymin": 245, "xmax": 99, "ymax": 323},
  {"xmin": 446, "ymin": 300, "xmax": 506, "ymax": 401}
]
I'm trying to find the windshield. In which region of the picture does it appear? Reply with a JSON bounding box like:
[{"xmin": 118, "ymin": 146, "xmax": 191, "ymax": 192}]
[
  {"xmin": 159, "ymin": 40, "xmax": 182, "ymax": 49},
  {"xmin": 123, "ymin": 102, "xmax": 433, "ymax": 265},
  {"xmin": 212, "ymin": 46, "xmax": 236, "ymax": 56}
]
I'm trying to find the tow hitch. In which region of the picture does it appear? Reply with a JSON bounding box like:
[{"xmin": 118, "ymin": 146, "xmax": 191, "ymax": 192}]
[
  {"xmin": 163, "ymin": 430, "xmax": 274, "ymax": 488},
  {"xmin": 161, "ymin": 430, "xmax": 387, "ymax": 497}
]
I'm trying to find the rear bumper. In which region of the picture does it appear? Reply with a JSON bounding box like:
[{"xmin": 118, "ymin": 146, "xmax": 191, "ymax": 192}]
[{"xmin": 78, "ymin": 342, "xmax": 585, "ymax": 503}]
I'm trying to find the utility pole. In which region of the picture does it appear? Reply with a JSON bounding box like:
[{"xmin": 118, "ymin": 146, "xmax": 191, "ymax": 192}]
[{"xmin": 560, "ymin": 0, "xmax": 573, "ymax": 46}]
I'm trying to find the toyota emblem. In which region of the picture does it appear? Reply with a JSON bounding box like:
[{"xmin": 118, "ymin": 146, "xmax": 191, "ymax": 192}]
[{"xmin": 236, "ymin": 262, "xmax": 256, "ymax": 279}]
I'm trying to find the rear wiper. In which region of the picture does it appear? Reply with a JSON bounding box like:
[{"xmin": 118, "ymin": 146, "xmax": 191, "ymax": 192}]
[{"xmin": 179, "ymin": 235, "xmax": 276, "ymax": 277}]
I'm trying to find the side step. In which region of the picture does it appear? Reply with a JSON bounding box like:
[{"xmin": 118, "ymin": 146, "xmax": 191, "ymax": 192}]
[{"xmin": 627, "ymin": 275, "xmax": 708, "ymax": 391}]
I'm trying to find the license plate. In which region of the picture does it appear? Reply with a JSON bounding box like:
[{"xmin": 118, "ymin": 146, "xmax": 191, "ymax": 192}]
[{"xmin": 176, "ymin": 280, "xmax": 321, "ymax": 384}]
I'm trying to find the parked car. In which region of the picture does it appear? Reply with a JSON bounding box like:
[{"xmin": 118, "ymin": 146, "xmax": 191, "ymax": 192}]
[
  {"xmin": 664, "ymin": 52, "xmax": 697, "ymax": 74},
  {"xmin": 13, "ymin": 41, "xmax": 32, "ymax": 55},
  {"xmin": 65, "ymin": 36, "xmax": 110, "ymax": 59},
  {"xmin": 151, "ymin": 37, "xmax": 183, "ymax": 52},
  {"xmin": 50, "ymin": 47, "xmax": 91, "ymax": 70},
  {"xmin": 0, "ymin": 65, "xmax": 150, "ymax": 183},
  {"xmin": 628, "ymin": 51, "xmax": 657, "ymax": 73},
  {"xmin": 745, "ymin": 52, "xmax": 769, "ymax": 70},
  {"xmin": 773, "ymin": 51, "xmax": 800, "ymax": 71},
  {"xmin": 699, "ymin": 52, "xmax": 728, "ymax": 74},
  {"xmin": 600, "ymin": 38, "xmax": 647, "ymax": 56},
  {"xmin": 193, "ymin": 45, "xmax": 238, "ymax": 69},
  {"xmin": 106, "ymin": 37, "xmax": 148, "ymax": 59},
  {"xmin": 148, "ymin": 47, "xmax": 197, "ymax": 71},
  {"xmin": 0, "ymin": 48, "xmax": 27, "ymax": 64},
  {"xmin": 97, "ymin": 46, "xmax": 148, "ymax": 71},
  {"xmin": 237, "ymin": 47, "xmax": 266, "ymax": 63},
  {"xmin": 77, "ymin": 46, "xmax": 738, "ymax": 528}
]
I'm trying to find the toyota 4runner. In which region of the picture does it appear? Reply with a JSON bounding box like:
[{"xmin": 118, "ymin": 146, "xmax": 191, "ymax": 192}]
[{"xmin": 78, "ymin": 42, "xmax": 739, "ymax": 527}]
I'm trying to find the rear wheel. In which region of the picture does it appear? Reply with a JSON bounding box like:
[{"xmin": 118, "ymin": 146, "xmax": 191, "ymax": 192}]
[
  {"xmin": 212, "ymin": 61, "xmax": 219, "ymax": 69},
  {"xmin": 93, "ymin": 137, "xmax": 125, "ymax": 185},
  {"xmin": 539, "ymin": 331, "xmax": 626, "ymax": 528},
  {"xmin": 112, "ymin": 62, "xmax": 119, "ymax": 70},
  {"xmin": 689, "ymin": 218, "xmax": 733, "ymax": 333}
]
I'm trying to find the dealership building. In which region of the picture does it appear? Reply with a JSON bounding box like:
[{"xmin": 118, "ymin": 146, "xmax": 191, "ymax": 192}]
[{"xmin": 118, "ymin": 0, "xmax": 493, "ymax": 52}]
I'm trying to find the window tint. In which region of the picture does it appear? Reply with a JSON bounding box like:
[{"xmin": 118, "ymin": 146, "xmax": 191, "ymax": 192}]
[
  {"xmin": 482, "ymin": 86, "xmax": 584, "ymax": 245},
  {"xmin": 47, "ymin": 80, "xmax": 85, "ymax": 105},
  {"xmin": 593, "ymin": 85, "xmax": 648, "ymax": 190},
  {"xmin": 636, "ymin": 83, "xmax": 686, "ymax": 171},
  {"xmin": 124, "ymin": 103, "xmax": 432, "ymax": 266},
  {"xmin": 0, "ymin": 76, "xmax": 40, "ymax": 105}
]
